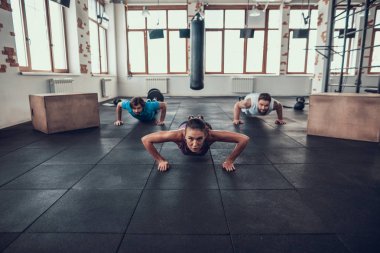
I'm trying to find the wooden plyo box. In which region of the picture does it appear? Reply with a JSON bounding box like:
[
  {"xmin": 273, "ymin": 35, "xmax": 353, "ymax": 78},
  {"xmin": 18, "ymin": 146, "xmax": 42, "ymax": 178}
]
[
  {"xmin": 29, "ymin": 93, "xmax": 100, "ymax": 134},
  {"xmin": 307, "ymin": 93, "xmax": 380, "ymax": 142}
]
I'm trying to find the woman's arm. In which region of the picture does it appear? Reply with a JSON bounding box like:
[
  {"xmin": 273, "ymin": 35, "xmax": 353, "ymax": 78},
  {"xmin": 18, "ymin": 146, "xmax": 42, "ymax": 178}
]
[
  {"xmin": 209, "ymin": 130, "xmax": 250, "ymax": 171},
  {"xmin": 141, "ymin": 130, "xmax": 182, "ymax": 171}
]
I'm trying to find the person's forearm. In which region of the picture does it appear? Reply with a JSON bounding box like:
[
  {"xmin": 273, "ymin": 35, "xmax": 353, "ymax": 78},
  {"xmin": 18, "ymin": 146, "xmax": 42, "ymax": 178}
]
[
  {"xmin": 233, "ymin": 103, "xmax": 241, "ymax": 121},
  {"xmin": 141, "ymin": 137, "xmax": 166, "ymax": 162},
  {"xmin": 225, "ymin": 135, "xmax": 249, "ymax": 162},
  {"xmin": 159, "ymin": 107, "xmax": 166, "ymax": 122},
  {"xmin": 116, "ymin": 105, "xmax": 122, "ymax": 121},
  {"xmin": 276, "ymin": 106, "xmax": 283, "ymax": 120}
]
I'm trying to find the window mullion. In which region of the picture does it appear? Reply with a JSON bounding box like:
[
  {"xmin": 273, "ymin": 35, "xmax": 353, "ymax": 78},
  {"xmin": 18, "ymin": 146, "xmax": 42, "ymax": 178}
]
[
  {"xmin": 263, "ymin": 9, "xmax": 269, "ymax": 74},
  {"xmin": 21, "ymin": 0, "xmax": 32, "ymax": 71},
  {"xmin": 45, "ymin": 0, "xmax": 54, "ymax": 72},
  {"xmin": 166, "ymin": 10, "xmax": 169, "ymax": 74},
  {"xmin": 144, "ymin": 20, "xmax": 148, "ymax": 74},
  {"xmin": 98, "ymin": 24, "xmax": 102, "ymax": 73}
]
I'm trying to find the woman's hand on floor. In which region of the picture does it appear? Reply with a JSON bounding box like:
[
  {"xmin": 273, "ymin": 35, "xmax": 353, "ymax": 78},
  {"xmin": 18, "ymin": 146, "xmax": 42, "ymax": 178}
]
[
  {"xmin": 157, "ymin": 160, "xmax": 170, "ymax": 171},
  {"xmin": 222, "ymin": 160, "xmax": 236, "ymax": 172}
]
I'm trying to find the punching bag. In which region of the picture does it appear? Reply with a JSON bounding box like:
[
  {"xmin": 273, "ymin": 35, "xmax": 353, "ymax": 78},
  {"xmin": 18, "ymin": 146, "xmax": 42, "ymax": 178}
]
[{"xmin": 190, "ymin": 13, "xmax": 205, "ymax": 90}]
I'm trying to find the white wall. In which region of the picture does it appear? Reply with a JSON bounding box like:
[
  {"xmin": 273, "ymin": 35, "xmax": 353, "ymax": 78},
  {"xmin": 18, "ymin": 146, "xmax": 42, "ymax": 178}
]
[
  {"xmin": 118, "ymin": 75, "xmax": 314, "ymax": 97},
  {"xmin": 118, "ymin": 74, "xmax": 378, "ymax": 98}
]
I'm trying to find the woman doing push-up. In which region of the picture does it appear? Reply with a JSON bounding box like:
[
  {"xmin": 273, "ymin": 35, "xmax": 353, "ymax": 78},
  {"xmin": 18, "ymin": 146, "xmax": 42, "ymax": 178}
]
[{"xmin": 141, "ymin": 116, "xmax": 249, "ymax": 172}]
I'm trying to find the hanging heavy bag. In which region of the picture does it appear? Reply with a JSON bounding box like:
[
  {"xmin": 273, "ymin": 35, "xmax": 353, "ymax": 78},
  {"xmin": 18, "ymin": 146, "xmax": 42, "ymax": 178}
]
[{"xmin": 190, "ymin": 13, "xmax": 205, "ymax": 90}]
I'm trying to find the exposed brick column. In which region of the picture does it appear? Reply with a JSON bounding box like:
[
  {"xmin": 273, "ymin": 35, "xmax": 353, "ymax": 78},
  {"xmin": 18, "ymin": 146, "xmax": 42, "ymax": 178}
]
[
  {"xmin": 0, "ymin": 0, "xmax": 12, "ymax": 11},
  {"xmin": 76, "ymin": 0, "xmax": 91, "ymax": 74},
  {"xmin": 2, "ymin": 47, "xmax": 19, "ymax": 67},
  {"xmin": 279, "ymin": 4, "xmax": 290, "ymax": 75}
]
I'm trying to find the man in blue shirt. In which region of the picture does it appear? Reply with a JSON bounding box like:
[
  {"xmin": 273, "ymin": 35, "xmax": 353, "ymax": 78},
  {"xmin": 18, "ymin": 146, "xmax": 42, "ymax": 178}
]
[
  {"xmin": 114, "ymin": 97, "xmax": 167, "ymax": 126},
  {"xmin": 233, "ymin": 93, "xmax": 286, "ymax": 125}
]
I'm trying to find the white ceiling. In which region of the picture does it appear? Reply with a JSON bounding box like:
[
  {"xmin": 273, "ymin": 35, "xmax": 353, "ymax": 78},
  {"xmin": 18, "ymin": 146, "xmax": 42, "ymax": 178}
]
[{"xmin": 125, "ymin": 0, "xmax": 321, "ymax": 5}]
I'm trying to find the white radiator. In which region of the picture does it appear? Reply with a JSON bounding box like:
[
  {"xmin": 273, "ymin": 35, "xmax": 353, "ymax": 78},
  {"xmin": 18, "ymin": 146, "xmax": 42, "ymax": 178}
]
[
  {"xmin": 232, "ymin": 77, "xmax": 254, "ymax": 93},
  {"xmin": 101, "ymin": 78, "xmax": 112, "ymax": 98},
  {"xmin": 145, "ymin": 78, "xmax": 168, "ymax": 93},
  {"xmin": 49, "ymin": 78, "xmax": 74, "ymax": 93}
]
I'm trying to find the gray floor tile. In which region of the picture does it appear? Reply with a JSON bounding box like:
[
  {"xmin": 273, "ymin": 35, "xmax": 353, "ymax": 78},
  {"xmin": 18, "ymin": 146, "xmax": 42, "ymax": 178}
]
[
  {"xmin": 274, "ymin": 163, "xmax": 363, "ymax": 189},
  {"xmin": 221, "ymin": 190, "xmax": 329, "ymax": 234},
  {"xmin": 99, "ymin": 148, "xmax": 155, "ymax": 164},
  {"xmin": 43, "ymin": 147, "xmax": 111, "ymax": 165},
  {"xmin": 211, "ymin": 149, "xmax": 271, "ymax": 165},
  {"xmin": 146, "ymin": 164, "xmax": 218, "ymax": 189},
  {"xmin": 27, "ymin": 189, "xmax": 141, "ymax": 233},
  {"xmin": 0, "ymin": 148, "xmax": 62, "ymax": 166},
  {"xmin": 95, "ymin": 124, "xmax": 134, "ymax": 138},
  {"xmin": 232, "ymin": 234, "xmax": 350, "ymax": 253},
  {"xmin": 0, "ymin": 233, "xmax": 19, "ymax": 252},
  {"xmin": 119, "ymin": 234, "xmax": 234, "ymax": 253},
  {"xmin": 339, "ymin": 233, "xmax": 380, "ymax": 253},
  {"xmin": 264, "ymin": 148, "xmax": 322, "ymax": 164},
  {"xmin": 0, "ymin": 164, "xmax": 37, "ymax": 187},
  {"xmin": 250, "ymin": 136, "xmax": 305, "ymax": 149},
  {"xmin": 329, "ymin": 163, "xmax": 380, "ymax": 188},
  {"xmin": 0, "ymin": 190, "xmax": 65, "ymax": 232},
  {"xmin": 127, "ymin": 190, "xmax": 228, "ymax": 234},
  {"xmin": 2, "ymin": 164, "xmax": 93, "ymax": 189},
  {"xmin": 0, "ymin": 135, "xmax": 42, "ymax": 151},
  {"xmin": 0, "ymin": 148, "xmax": 15, "ymax": 158},
  {"xmin": 3, "ymin": 233, "xmax": 123, "ymax": 253},
  {"xmin": 69, "ymin": 137, "xmax": 122, "ymax": 149},
  {"xmin": 73, "ymin": 164, "xmax": 152, "ymax": 189},
  {"xmin": 310, "ymin": 147, "xmax": 380, "ymax": 165},
  {"xmin": 299, "ymin": 188, "xmax": 380, "ymax": 234},
  {"xmin": 216, "ymin": 165, "xmax": 293, "ymax": 189},
  {"xmin": 114, "ymin": 138, "xmax": 163, "ymax": 149}
]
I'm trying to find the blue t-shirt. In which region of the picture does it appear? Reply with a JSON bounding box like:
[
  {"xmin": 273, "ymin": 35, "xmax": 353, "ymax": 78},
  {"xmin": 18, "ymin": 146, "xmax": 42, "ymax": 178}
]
[{"xmin": 121, "ymin": 100, "xmax": 160, "ymax": 121}]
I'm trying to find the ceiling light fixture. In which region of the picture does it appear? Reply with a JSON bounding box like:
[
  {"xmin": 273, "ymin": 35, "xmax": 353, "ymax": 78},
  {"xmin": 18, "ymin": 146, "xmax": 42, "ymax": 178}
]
[
  {"xmin": 249, "ymin": 1, "xmax": 261, "ymax": 17},
  {"xmin": 110, "ymin": 0, "xmax": 126, "ymax": 4},
  {"xmin": 142, "ymin": 6, "xmax": 150, "ymax": 17}
]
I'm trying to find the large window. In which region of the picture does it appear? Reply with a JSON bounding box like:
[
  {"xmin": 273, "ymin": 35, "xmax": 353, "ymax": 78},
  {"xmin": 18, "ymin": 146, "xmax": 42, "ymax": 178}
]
[
  {"xmin": 88, "ymin": 0, "xmax": 108, "ymax": 74},
  {"xmin": 11, "ymin": 0, "xmax": 68, "ymax": 72},
  {"xmin": 126, "ymin": 7, "xmax": 188, "ymax": 75},
  {"xmin": 205, "ymin": 7, "xmax": 280, "ymax": 74},
  {"xmin": 369, "ymin": 8, "xmax": 380, "ymax": 73},
  {"xmin": 287, "ymin": 8, "xmax": 317, "ymax": 74}
]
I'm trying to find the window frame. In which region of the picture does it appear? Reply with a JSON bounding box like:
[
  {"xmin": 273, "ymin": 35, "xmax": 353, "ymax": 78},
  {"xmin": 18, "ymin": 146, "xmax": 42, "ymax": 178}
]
[
  {"xmin": 368, "ymin": 7, "xmax": 380, "ymax": 74},
  {"xmin": 88, "ymin": 0, "xmax": 109, "ymax": 74},
  {"xmin": 204, "ymin": 5, "xmax": 280, "ymax": 75},
  {"xmin": 286, "ymin": 5, "xmax": 318, "ymax": 74},
  {"xmin": 15, "ymin": 0, "xmax": 69, "ymax": 73},
  {"xmin": 126, "ymin": 5, "xmax": 189, "ymax": 75}
]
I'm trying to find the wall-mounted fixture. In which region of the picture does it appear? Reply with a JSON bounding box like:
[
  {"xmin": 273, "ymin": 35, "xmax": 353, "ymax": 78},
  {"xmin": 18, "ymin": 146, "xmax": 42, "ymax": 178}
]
[
  {"xmin": 110, "ymin": 0, "xmax": 126, "ymax": 4},
  {"xmin": 142, "ymin": 6, "xmax": 150, "ymax": 17},
  {"xmin": 249, "ymin": 1, "xmax": 261, "ymax": 17}
]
